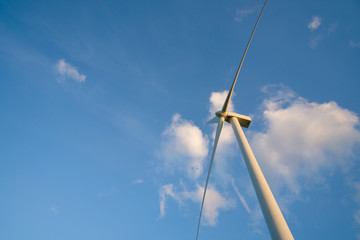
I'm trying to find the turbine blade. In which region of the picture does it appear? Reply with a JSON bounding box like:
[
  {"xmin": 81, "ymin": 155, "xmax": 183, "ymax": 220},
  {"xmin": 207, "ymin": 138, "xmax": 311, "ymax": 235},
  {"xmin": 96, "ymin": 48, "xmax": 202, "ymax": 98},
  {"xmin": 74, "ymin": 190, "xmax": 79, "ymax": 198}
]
[
  {"xmin": 207, "ymin": 116, "xmax": 219, "ymax": 125},
  {"xmin": 221, "ymin": 0, "xmax": 268, "ymax": 113},
  {"xmin": 196, "ymin": 117, "xmax": 224, "ymax": 240}
]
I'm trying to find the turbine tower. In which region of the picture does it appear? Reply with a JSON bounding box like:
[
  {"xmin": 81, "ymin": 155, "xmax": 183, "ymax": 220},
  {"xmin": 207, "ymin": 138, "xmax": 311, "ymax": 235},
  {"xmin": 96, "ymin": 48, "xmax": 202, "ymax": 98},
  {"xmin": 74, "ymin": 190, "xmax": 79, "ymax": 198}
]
[{"xmin": 196, "ymin": 0, "xmax": 294, "ymax": 239}]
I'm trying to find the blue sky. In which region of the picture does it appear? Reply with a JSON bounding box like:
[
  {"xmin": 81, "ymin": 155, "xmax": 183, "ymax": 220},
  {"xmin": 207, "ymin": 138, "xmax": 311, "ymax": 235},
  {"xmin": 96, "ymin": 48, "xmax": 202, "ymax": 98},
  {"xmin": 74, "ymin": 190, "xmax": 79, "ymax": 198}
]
[{"xmin": 1, "ymin": 0, "xmax": 360, "ymax": 239}]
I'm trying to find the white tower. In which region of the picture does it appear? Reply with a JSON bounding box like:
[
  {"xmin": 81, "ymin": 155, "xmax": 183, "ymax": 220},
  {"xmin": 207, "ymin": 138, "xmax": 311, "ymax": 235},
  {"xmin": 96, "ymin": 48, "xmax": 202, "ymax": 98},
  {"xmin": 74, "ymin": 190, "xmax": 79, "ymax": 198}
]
[{"xmin": 195, "ymin": 1, "xmax": 294, "ymax": 239}]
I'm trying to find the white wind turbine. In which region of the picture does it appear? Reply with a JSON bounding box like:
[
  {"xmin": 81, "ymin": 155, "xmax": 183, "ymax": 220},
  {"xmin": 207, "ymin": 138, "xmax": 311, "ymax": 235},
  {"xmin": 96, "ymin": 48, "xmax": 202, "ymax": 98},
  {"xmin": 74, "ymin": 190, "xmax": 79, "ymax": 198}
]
[{"xmin": 195, "ymin": 0, "xmax": 294, "ymax": 239}]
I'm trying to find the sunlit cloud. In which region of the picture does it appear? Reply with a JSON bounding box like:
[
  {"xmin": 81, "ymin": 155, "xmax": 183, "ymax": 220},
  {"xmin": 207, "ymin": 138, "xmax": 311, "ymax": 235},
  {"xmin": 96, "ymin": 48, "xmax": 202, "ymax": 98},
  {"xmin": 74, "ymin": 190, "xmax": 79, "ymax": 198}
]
[
  {"xmin": 55, "ymin": 59, "xmax": 86, "ymax": 83},
  {"xmin": 251, "ymin": 85, "xmax": 360, "ymax": 198},
  {"xmin": 160, "ymin": 114, "xmax": 209, "ymax": 179}
]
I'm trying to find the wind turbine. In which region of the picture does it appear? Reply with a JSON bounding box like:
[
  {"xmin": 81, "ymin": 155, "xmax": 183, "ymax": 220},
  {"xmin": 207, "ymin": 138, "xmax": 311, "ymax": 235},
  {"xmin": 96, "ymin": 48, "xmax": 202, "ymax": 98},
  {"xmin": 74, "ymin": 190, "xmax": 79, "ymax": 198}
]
[{"xmin": 195, "ymin": 0, "xmax": 294, "ymax": 239}]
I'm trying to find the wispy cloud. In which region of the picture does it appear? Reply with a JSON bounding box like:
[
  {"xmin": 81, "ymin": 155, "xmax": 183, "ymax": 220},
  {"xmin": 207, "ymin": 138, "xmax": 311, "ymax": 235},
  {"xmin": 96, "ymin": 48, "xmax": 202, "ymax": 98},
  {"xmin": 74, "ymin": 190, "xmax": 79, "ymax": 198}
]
[
  {"xmin": 97, "ymin": 186, "xmax": 118, "ymax": 198},
  {"xmin": 234, "ymin": 5, "xmax": 260, "ymax": 22},
  {"xmin": 351, "ymin": 181, "xmax": 360, "ymax": 230},
  {"xmin": 159, "ymin": 183, "xmax": 235, "ymax": 226},
  {"xmin": 350, "ymin": 40, "xmax": 360, "ymax": 48},
  {"xmin": 231, "ymin": 177, "xmax": 251, "ymax": 213},
  {"xmin": 309, "ymin": 35, "xmax": 322, "ymax": 49},
  {"xmin": 355, "ymin": 208, "xmax": 360, "ymax": 225},
  {"xmin": 307, "ymin": 17, "xmax": 338, "ymax": 49},
  {"xmin": 159, "ymin": 184, "xmax": 182, "ymax": 218},
  {"xmin": 55, "ymin": 59, "xmax": 86, "ymax": 83},
  {"xmin": 251, "ymin": 85, "xmax": 360, "ymax": 198},
  {"xmin": 308, "ymin": 16, "xmax": 322, "ymax": 31},
  {"xmin": 132, "ymin": 179, "xmax": 145, "ymax": 184},
  {"xmin": 51, "ymin": 204, "xmax": 59, "ymax": 214}
]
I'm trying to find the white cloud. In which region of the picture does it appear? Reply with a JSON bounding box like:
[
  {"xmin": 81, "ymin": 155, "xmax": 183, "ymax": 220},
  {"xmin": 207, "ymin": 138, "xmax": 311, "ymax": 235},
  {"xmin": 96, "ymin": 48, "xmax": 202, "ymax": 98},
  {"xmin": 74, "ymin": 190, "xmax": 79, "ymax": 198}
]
[
  {"xmin": 251, "ymin": 85, "xmax": 360, "ymax": 196},
  {"xmin": 308, "ymin": 16, "xmax": 322, "ymax": 31},
  {"xmin": 350, "ymin": 40, "xmax": 360, "ymax": 48},
  {"xmin": 160, "ymin": 114, "xmax": 209, "ymax": 179},
  {"xmin": 56, "ymin": 59, "xmax": 86, "ymax": 83}
]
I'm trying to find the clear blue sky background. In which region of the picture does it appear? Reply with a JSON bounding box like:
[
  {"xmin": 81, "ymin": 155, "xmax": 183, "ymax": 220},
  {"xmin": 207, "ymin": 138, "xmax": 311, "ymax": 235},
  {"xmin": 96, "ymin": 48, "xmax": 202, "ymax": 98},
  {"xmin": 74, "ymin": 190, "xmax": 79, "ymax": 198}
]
[{"xmin": 1, "ymin": 0, "xmax": 360, "ymax": 239}]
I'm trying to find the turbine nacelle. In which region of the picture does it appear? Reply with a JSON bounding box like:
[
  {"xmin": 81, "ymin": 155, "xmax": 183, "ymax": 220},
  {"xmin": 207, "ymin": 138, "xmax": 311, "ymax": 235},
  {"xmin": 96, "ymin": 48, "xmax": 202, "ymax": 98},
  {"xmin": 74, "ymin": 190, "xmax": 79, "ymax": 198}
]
[{"xmin": 215, "ymin": 111, "xmax": 252, "ymax": 128}]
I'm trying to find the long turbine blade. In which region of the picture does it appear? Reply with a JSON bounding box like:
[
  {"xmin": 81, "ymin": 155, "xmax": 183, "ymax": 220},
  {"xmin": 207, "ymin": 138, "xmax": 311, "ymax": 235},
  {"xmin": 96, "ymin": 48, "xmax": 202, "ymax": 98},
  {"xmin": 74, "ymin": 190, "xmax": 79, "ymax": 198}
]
[
  {"xmin": 196, "ymin": 117, "xmax": 224, "ymax": 240},
  {"xmin": 221, "ymin": 0, "xmax": 268, "ymax": 113}
]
